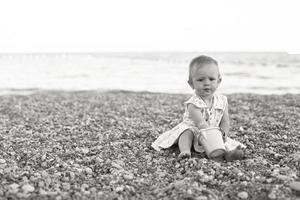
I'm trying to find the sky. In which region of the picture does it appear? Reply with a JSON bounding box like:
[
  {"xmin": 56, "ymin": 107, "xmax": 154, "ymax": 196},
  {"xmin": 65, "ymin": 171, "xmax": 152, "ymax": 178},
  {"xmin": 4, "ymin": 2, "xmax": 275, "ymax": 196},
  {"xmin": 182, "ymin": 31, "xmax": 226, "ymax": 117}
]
[{"xmin": 0, "ymin": 0, "xmax": 300, "ymax": 53}]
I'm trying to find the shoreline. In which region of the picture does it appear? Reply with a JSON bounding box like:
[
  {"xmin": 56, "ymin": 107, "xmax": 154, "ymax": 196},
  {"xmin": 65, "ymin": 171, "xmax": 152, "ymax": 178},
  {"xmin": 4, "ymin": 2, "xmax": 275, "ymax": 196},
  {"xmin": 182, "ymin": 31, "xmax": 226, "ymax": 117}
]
[{"xmin": 1, "ymin": 88, "xmax": 300, "ymax": 97}]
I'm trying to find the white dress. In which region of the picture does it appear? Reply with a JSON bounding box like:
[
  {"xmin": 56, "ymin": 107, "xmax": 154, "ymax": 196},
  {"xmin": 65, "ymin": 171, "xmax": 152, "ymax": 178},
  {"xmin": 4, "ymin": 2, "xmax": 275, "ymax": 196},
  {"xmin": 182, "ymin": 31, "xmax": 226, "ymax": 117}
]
[{"xmin": 151, "ymin": 93, "xmax": 245, "ymax": 152}]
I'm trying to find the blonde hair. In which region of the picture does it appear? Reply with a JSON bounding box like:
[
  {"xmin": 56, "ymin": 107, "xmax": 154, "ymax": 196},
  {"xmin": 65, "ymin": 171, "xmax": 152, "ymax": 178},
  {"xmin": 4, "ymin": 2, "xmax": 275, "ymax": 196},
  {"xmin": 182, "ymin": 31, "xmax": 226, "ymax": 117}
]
[{"xmin": 188, "ymin": 55, "xmax": 219, "ymax": 87}]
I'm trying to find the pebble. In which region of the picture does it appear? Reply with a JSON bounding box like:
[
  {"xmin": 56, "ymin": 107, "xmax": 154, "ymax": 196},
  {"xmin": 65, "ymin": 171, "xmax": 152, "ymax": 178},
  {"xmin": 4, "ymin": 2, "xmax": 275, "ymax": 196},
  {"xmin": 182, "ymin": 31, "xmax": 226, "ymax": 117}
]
[
  {"xmin": 85, "ymin": 167, "xmax": 93, "ymax": 175},
  {"xmin": 38, "ymin": 181, "xmax": 44, "ymax": 187},
  {"xmin": 237, "ymin": 191, "xmax": 248, "ymax": 199},
  {"xmin": 238, "ymin": 172, "xmax": 244, "ymax": 177},
  {"xmin": 289, "ymin": 181, "xmax": 300, "ymax": 191},
  {"xmin": 62, "ymin": 183, "xmax": 71, "ymax": 190},
  {"xmin": 38, "ymin": 188, "xmax": 47, "ymax": 195},
  {"xmin": 9, "ymin": 183, "xmax": 19, "ymax": 193},
  {"xmin": 268, "ymin": 192, "xmax": 276, "ymax": 199},
  {"xmin": 112, "ymin": 162, "xmax": 124, "ymax": 170},
  {"xmin": 81, "ymin": 183, "xmax": 89, "ymax": 190},
  {"xmin": 41, "ymin": 162, "xmax": 47, "ymax": 167},
  {"xmin": 157, "ymin": 171, "xmax": 167, "ymax": 177},
  {"xmin": 266, "ymin": 178, "xmax": 273, "ymax": 183},
  {"xmin": 197, "ymin": 196, "xmax": 208, "ymax": 200},
  {"xmin": 126, "ymin": 185, "xmax": 136, "ymax": 194},
  {"xmin": 276, "ymin": 174, "xmax": 289, "ymax": 181},
  {"xmin": 0, "ymin": 159, "xmax": 6, "ymax": 164},
  {"xmin": 81, "ymin": 148, "xmax": 89, "ymax": 154},
  {"xmin": 115, "ymin": 186, "xmax": 124, "ymax": 192},
  {"xmin": 282, "ymin": 135, "xmax": 287, "ymax": 140},
  {"xmin": 41, "ymin": 154, "xmax": 47, "ymax": 161},
  {"xmin": 22, "ymin": 184, "xmax": 35, "ymax": 193},
  {"xmin": 123, "ymin": 173, "xmax": 134, "ymax": 180},
  {"xmin": 144, "ymin": 155, "xmax": 152, "ymax": 160},
  {"xmin": 245, "ymin": 159, "xmax": 254, "ymax": 167},
  {"xmin": 90, "ymin": 187, "xmax": 97, "ymax": 194},
  {"xmin": 241, "ymin": 181, "xmax": 248, "ymax": 186},
  {"xmin": 95, "ymin": 157, "xmax": 104, "ymax": 163}
]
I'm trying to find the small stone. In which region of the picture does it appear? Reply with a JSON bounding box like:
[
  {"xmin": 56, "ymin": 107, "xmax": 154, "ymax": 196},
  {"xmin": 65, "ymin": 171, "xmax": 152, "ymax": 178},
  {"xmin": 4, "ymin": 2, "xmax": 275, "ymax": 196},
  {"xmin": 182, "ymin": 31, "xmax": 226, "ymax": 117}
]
[
  {"xmin": 0, "ymin": 159, "xmax": 6, "ymax": 164},
  {"xmin": 75, "ymin": 147, "xmax": 81, "ymax": 152},
  {"xmin": 38, "ymin": 181, "xmax": 44, "ymax": 187},
  {"xmin": 95, "ymin": 157, "xmax": 104, "ymax": 163},
  {"xmin": 245, "ymin": 159, "xmax": 254, "ymax": 167},
  {"xmin": 81, "ymin": 183, "xmax": 89, "ymax": 190},
  {"xmin": 85, "ymin": 167, "xmax": 93, "ymax": 175},
  {"xmin": 268, "ymin": 192, "xmax": 276, "ymax": 199},
  {"xmin": 41, "ymin": 154, "xmax": 47, "ymax": 161},
  {"xmin": 115, "ymin": 186, "xmax": 124, "ymax": 192},
  {"xmin": 238, "ymin": 172, "xmax": 243, "ymax": 177},
  {"xmin": 41, "ymin": 162, "xmax": 47, "ymax": 167},
  {"xmin": 9, "ymin": 183, "xmax": 19, "ymax": 193},
  {"xmin": 241, "ymin": 181, "xmax": 248, "ymax": 186},
  {"xmin": 90, "ymin": 187, "xmax": 97, "ymax": 194},
  {"xmin": 237, "ymin": 191, "xmax": 248, "ymax": 199},
  {"xmin": 290, "ymin": 181, "xmax": 300, "ymax": 191},
  {"xmin": 62, "ymin": 183, "xmax": 71, "ymax": 190},
  {"xmin": 112, "ymin": 162, "xmax": 123, "ymax": 170},
  {"xmin": 82, "ymin": 148, "xmax": 89, "ymax": 154},
  {"xmin": 126, "ymin": 185, "xmax": 136, "ymax": 194},
  {"xmin": 39, "ymin": 188, "xmax": 48, "ymax": 195},
  {"xmin": 277, "ymin": 174, "xmax": 289, "ymax": 181},
  {"xmin": 41, "ymin": 170, "xmax": 48, "ymax": 177},
  {"xmin": 98, "ymin": 191, "xmax": 104, "ymax": 196},
  {"xmin": 22, "ymin": 184, "xmax": 35, "ymax": 193},
  {"xmin": 123, "ymin": 173, "xmax": 134, "ymax": 180},
  {"xmin": 282, "ymin": 135, "xmax": 287, "ymax": 140},
  {"xmin": 266, "ymin": 178, "xmax": 273, "ymax": 183},
  {"xmin": 145, "ymin": 155, "xmax": 152, "ymax": 160},
  {"xmin": 45, "ymin": 177, "xmax": 52, "ymax": 185},
  {"xmin": 196, "ymin": 196, "xmax": 208, "ymax": 200}
]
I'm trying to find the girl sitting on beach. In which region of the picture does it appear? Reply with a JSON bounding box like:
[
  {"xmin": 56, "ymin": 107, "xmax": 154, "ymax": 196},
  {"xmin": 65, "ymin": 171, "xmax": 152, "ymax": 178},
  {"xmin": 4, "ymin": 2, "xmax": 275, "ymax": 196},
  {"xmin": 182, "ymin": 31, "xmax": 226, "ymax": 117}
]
[{"xmin": 152, "ymin": 55, "xmax": 245, "ymax": 160}]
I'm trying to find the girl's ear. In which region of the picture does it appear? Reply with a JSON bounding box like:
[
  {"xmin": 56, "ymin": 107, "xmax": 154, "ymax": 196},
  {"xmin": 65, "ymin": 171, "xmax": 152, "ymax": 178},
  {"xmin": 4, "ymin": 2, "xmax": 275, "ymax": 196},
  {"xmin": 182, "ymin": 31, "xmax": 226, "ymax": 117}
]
[{"xmin": 218, "ymin": 76, "xmax": 222, "ymax": 84}]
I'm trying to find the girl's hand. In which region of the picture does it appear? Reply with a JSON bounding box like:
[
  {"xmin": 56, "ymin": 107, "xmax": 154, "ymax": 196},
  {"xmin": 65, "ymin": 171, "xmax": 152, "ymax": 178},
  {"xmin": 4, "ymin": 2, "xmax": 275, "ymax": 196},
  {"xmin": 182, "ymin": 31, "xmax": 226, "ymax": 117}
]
[
  {"xmin": 187, "ymin": 104, "xmax": 209, "ymax": 129},
  {"xmin": 220, "ymin": 128, "xmax": 227, "ymax": 142},
  {"xmin": 196, "ymin": 121, "xmax": 209, "ymax": 130}
]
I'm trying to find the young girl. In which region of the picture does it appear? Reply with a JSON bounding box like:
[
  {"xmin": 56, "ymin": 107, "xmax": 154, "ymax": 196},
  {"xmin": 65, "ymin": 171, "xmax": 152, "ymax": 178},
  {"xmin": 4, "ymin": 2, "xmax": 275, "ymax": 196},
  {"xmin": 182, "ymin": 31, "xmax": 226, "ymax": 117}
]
[{"xmin": 152, "ymin": 55, "xmax": 245, "ymax": 160}]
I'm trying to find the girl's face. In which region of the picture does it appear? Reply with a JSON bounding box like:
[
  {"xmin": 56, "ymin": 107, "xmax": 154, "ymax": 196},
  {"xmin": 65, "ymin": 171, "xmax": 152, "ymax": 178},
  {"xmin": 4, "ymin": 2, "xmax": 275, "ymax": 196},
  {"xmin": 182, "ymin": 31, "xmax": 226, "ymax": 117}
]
[{"xmin": 190, "ymin": 63, "xmax": 221, "ymax": 98}]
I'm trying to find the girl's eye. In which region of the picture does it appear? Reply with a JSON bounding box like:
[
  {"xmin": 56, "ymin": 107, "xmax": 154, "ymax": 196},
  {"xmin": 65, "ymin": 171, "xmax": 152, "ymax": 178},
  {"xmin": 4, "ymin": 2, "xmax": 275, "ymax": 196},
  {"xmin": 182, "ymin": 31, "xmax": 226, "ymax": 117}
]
[
  {"xmin": 197, "ymin": 79, "xmax": 203, "ymax": 82},
  {"xmin": 209, "ymin": 78, "xmax": 216, "ymax": 81}
]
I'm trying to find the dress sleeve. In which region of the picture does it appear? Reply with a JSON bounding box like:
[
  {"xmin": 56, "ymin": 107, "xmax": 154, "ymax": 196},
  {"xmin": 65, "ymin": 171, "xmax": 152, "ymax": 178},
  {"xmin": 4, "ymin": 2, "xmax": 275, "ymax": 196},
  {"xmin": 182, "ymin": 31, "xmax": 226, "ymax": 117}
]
[
  {"xmin": 214, "ymin": 94, "xmax": 228, "ymax": 111},
  {"xmin": 222, "ymin": 95, "xmax": 228, "ymax": 112}
]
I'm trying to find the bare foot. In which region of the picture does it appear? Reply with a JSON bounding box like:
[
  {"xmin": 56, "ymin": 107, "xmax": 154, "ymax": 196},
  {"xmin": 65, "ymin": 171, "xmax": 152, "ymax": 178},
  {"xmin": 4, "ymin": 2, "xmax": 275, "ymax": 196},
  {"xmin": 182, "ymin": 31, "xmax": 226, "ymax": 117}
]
[
  {"xmin": 178, "ymin": 151, "xmax": 191, "ymax": 159},
  {"xmin": 225, "ymin": 148, "xmax": 244, "ymax": 161},
  {"xmin": 211, "ymin": 155, "xmax": 224, "ymax": 162}
]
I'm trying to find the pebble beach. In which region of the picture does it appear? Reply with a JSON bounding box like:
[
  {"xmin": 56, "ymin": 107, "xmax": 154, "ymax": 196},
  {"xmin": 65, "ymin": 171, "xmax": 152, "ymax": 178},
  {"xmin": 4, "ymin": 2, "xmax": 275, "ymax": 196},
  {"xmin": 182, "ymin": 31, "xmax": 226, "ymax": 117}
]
[{"xmin": 0, "ymin": 90, "xmax": 299, "ymax": 199}]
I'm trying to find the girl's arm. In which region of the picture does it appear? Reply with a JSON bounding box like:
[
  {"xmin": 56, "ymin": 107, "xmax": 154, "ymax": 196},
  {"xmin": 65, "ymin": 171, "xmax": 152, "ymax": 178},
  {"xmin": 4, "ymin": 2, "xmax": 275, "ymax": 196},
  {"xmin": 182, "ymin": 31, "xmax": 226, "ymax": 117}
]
[
  {"xmin": 187, "ymin": 104, "xmax": 209, "ymax": 129},
  {"xmin": 219, "ymin": 104, "xmax": 230, "ymax": 140}
]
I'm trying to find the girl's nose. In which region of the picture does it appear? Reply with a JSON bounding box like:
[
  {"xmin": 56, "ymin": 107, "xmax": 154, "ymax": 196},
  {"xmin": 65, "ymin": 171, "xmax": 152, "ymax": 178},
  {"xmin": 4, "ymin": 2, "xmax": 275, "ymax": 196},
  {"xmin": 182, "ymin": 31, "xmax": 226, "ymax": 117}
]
[{"xmin": 203, "ymin": 79, "xmax": 210, "ymax": 85}]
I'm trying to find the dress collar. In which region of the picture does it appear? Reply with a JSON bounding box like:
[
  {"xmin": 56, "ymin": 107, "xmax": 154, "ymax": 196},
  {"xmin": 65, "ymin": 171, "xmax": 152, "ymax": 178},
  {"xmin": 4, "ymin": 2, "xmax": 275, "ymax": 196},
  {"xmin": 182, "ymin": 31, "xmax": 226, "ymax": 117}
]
[{"xmin": 193, "ymin": 93, "xmax": 223, "ymax": 109}]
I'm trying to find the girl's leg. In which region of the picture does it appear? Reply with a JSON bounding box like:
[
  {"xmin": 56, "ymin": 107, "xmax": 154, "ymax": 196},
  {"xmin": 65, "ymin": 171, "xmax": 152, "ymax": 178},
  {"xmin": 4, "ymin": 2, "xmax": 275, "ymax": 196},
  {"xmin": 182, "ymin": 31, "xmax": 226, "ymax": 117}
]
[{"xmin": 178, "ymin": 130, "xmax": 194, "ymax": 159}]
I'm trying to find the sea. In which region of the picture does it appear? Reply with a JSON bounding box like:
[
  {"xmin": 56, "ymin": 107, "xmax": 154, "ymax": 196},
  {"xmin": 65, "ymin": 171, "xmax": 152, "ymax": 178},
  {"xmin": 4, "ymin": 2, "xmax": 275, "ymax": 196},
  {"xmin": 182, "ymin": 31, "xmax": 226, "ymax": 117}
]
[{"xmin": 0, "ymin": 52, "xmax": 300, "ymax": 95}]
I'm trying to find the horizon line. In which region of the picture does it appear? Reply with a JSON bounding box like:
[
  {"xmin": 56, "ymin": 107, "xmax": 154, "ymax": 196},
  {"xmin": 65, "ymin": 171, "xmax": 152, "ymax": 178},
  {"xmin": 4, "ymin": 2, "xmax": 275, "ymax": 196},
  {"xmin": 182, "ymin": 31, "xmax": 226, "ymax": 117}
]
[{"xmin": 0, "ymin": 51, "xmax": 291, "ymax": 55}]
